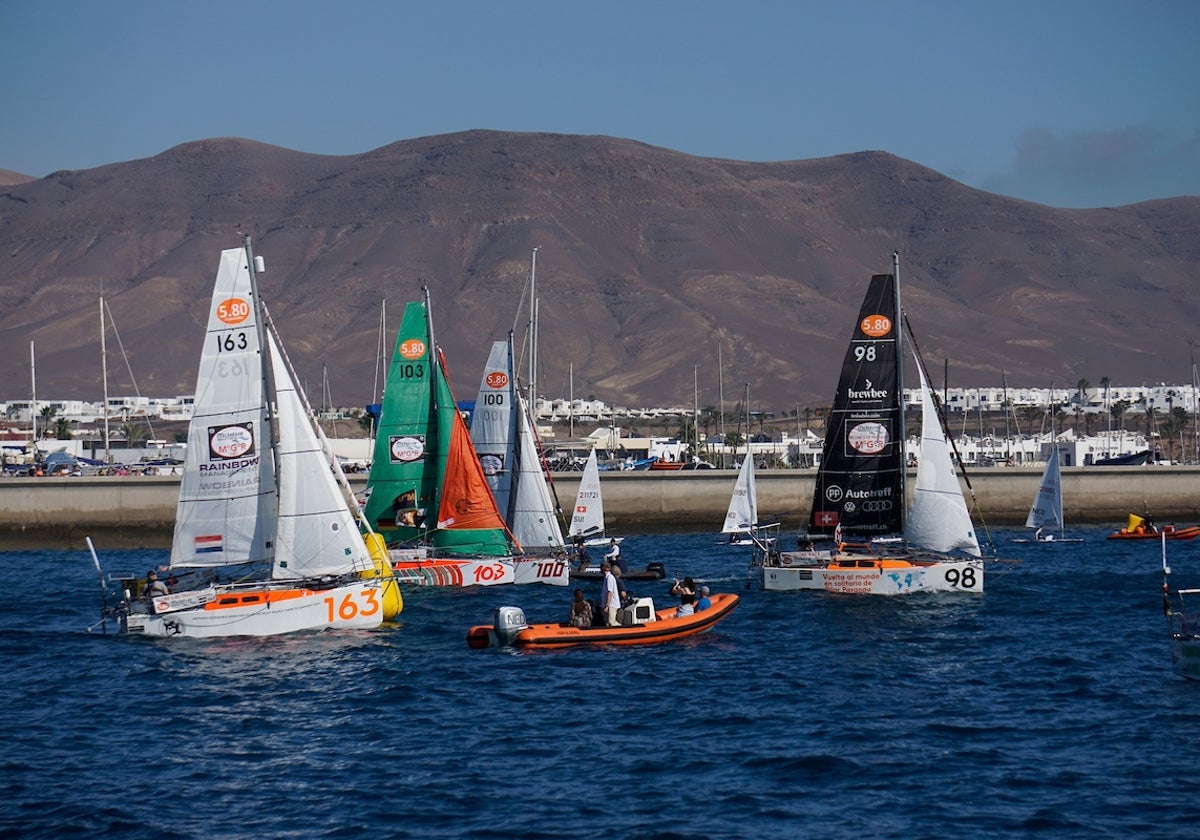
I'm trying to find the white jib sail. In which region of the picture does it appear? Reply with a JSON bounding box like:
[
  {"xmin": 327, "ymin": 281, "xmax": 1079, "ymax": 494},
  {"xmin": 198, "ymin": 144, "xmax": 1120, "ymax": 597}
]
[
  {"xmin": 569, "ymin": 449, "xmax": 605, "ymax": 539},
  {"xmin": 905, "ymin": 363, "xmax": 982, "ymax": 557},
  {"xmin": 1025, "ymin": 446, "xmax": 1064, "ymax": 531},
  {"xmin": 722, "ymin": 455, "xmax": 757, "ymax": 534},
  {"xmin": 470, "ymin": 340, "xmax": 516, "ymax": 520},
  {"xmin": 268, "ymin": 329, "xmax": 373, "ymax": 579},
  {"xmin": 170, "ymin": 248, "xmax": 275, "ymax": 569},
  {"xmin": 511, "ymin": 391, "xmax": 565, "ymax": 551}
]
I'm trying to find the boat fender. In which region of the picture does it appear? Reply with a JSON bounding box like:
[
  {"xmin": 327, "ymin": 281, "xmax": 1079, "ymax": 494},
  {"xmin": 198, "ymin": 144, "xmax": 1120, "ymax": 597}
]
[
  {"xmin": 493, "ymin": 606, "xmax": 528, "ymax": 646},
  {"xmin": 363, "ymin": 532, "xmax": 403, "ymax": 620}
]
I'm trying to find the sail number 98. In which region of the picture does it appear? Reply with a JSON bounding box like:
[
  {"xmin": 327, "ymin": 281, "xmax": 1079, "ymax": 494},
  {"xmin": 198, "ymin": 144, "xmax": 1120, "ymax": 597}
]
[
  {"xmin": 853, "ymin": 345, "xmax": 877, "ymax": 362},
  {"xmin": 943, "ymin": 567, "xmax": 978, "ymax": 589}
]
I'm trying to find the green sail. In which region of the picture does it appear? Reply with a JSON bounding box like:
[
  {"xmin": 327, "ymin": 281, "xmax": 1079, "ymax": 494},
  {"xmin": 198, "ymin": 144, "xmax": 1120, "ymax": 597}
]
[{"xmin": 364, "ymin": 299, "xmax": 509, "ymax": 557}]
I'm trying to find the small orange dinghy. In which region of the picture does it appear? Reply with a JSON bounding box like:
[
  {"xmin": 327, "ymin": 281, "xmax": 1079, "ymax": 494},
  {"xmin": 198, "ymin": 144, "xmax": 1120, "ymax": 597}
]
[{"xmin": 466, "ymin": 593, "xmax": 740, "ymax": 649}]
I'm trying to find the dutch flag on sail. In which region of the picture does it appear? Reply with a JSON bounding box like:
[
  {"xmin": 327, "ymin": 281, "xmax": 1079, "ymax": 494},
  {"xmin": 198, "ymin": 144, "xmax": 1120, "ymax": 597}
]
[{"xmin": 195, "ymin": 534, "xmax": 224, "ymax": 554}]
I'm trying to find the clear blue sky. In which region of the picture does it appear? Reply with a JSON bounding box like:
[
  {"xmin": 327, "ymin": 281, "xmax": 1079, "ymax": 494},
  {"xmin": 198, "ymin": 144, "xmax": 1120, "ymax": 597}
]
[{"xmin": 2, "ymin": 0, "xmax": 1197, "ymax": 208}]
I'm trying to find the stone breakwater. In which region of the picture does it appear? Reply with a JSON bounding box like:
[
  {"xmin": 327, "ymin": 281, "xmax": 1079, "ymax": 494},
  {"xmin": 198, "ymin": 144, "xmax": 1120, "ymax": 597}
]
[{"xmin": 2, "ymin": 467, "xmax": 1199, "ymax": 550}]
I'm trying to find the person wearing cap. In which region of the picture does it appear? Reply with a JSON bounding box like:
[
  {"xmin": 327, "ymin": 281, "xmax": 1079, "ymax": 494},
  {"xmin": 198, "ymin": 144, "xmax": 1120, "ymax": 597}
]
[
  {"xmin": 694, "ymin": 585, "xmax": 712, "ymax": 612},
  {"xmin": 141, "ymin": 569, "xmax": 169, "ymax": 599},
  {"xmin": 603, "ymin": 538, "xmax": 627, "ymax": 576},
  {"xmin": 600, "ymin": 561, "xmax": 620, "ymax": 627}
]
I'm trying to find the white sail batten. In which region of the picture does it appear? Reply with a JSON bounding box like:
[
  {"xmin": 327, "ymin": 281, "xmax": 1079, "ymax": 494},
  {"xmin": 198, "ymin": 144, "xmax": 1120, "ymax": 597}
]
[
  {"xmin": 170, "ymin": 248, "xmax": 275, "ymax": 569},
  {"xmin": 267, "ymin": 329, "xmax": 373, "ymax": 579},
  {"xmin": 906, "ymin": 363, "xmax": 982, "ymax": 557}
]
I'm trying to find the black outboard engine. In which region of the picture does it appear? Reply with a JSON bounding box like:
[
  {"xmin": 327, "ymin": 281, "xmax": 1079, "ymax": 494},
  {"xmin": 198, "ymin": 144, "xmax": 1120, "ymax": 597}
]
[{"xmin": 492, "ymin": 606, "xmax": 528, "ymax": 646}]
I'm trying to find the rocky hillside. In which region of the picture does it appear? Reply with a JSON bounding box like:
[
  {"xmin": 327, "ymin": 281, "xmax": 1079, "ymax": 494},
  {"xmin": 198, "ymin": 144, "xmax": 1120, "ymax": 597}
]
[{"xmin": 1, "ymin": 130, "xmax": 1197, "ymax": 412}]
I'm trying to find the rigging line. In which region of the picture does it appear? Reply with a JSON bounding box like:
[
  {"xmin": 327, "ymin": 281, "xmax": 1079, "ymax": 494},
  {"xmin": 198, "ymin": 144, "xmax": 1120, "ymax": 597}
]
[
  {"xmin": 102, "ymin": 298, "xmax": 157, "ymax": 442},
  {"xmin": 261, "ymin": 302, "xmax": 378, "ymax": 544},
  {"xmin": 902, "ymin": 311, "xmax": 999, "ymax": 556}
]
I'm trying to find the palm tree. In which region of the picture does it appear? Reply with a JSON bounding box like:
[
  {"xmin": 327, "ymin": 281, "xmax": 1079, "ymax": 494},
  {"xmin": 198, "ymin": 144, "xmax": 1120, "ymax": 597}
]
[{"xmin": 53, "ymin": 417, "xmax": 73, "ymax": 440}]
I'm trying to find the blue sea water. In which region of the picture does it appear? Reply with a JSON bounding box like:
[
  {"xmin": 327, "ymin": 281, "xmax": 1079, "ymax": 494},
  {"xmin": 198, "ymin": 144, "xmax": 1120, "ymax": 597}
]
[{"xmin": 2, "ymin": 527, "xmax": 1197, "ymax": 839}]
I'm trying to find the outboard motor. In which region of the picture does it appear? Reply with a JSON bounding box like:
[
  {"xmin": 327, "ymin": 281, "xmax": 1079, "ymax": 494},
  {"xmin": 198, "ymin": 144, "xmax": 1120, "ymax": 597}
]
[{"xmin": 492, "ymin": 606, "xmax": 528, "ymax": 646}]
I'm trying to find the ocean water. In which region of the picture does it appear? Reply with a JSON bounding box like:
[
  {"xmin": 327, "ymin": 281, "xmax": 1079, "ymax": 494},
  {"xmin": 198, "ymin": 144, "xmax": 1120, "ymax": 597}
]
[{"xmin": 2, "ymin": 528, "xmax": 1197, "ymax": 839}]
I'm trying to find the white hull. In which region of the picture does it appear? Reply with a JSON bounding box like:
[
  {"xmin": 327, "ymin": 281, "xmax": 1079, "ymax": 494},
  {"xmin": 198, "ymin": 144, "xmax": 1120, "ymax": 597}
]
[
  {"xmin": 122, "ymin": 580, "xmax": 386, "ymax": 638},
  {"xmin": 388, "ymin": 549, "xmax": 568, "ymax": 586},
  {"xmin": 761, "ymin": 558, "xmax": 983, "ymax": 595}
]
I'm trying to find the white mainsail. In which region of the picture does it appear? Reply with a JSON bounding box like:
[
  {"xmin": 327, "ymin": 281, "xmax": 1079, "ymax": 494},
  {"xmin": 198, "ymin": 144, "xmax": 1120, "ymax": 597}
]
[
  {"xmin": 569, "ymin": 449, "xmax": 605, "ymax": 540},
  {"xmin": 1025, "ymin": 446, "xmax": 1064, "ymax": 533},
  {"xmin": 722, "ymin": 455, "xmax": 758, "ymax": 534},
  {"xmin": 267, "ymin": 329, "xmax": 374, "ymax": 579},
  {"xmin": 905, "ymin": 362, "xmax": 981, "ymax": 557},
  {"xmin": 170, "ymin": 248, "xmax": 275, "ymax": 569},
  {"xmin": 511, "ymin": 390, "xmax": 565, "ymax": 551},
  {"xmin": 471, "ymin": 340, "xmax": 517, "ymax": 517}
]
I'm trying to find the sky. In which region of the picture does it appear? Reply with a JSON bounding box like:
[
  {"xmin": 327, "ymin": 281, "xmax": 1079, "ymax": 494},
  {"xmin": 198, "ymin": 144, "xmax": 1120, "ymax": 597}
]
[{"xmin": 1, "ymin": 0, "xmax": 1198, "ymax": 208}]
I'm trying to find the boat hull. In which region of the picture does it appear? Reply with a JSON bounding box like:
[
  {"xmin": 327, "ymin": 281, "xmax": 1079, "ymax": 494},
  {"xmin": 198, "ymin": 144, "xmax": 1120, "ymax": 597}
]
[
  {"xmin": 466, "ymin": 592, "xmax": 739, "ymax": 649},
  {"xmin": 570, "ymin": 561, "xmax": 667, "ymax": 582},
  {"xmin": 121, "ymin": 580, "xmax": 386, "ymax": 638},
  {"xmin": 761, "ymin": 556, "xmax": 983, "ymax": 595},
  {"xmin": 389, "ymin": 550, "xmax": 568, "ymax": 586},
  {"xmin": 1108, "ymin": 525, "xmax": 1200, "ymax": 540}
]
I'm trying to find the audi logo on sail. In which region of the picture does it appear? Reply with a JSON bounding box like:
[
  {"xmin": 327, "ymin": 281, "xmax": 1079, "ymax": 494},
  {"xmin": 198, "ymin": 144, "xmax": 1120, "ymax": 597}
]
[{"xmin": 843, "ymin": 500, "xmax": 893, "ymax": 512}]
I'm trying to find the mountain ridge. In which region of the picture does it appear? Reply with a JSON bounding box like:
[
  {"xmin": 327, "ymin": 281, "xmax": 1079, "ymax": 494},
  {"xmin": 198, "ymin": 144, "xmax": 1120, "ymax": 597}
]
[{"xmin": 1, "ymin": 130, "xmax": 1197, "ymax": 413}]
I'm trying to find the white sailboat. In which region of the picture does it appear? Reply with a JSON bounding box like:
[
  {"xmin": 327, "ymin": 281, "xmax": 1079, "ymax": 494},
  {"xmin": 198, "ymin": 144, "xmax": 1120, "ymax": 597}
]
[
  {"xmin": 721, "ymin": 455, "xmax": 758, "ymax": 545},
  {"xmin": 760, "ymin": 254, "xmax": 985, "ymax": 595},
  {"xmin": 470, "ymin": 336, "xmax": 569, "ymax": 586},
  {"xmin": 1019, "ymin": 445, "xmax": 1082, "ymax": 543},
  {"xmin": 568, "ymin": 449, "xmax": 621, "ymax": 547},
  {"xmin": 95, "ymin": 240, "xmax": 401, "ymax": 637}
]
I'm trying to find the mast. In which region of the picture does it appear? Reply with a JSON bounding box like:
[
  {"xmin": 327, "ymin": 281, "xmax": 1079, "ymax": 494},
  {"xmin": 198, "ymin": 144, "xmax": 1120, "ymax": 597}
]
[
  {"xmin": 893, "ymin": 251, "xmax": 907, "ymax": 531},
  {"xmin": 30, "ymin": 341, "xmax": 36, "ymax": 443},
  {"xmin": 718, "ymin": 342, "xmax": 725, "ymax": 463},
  {"xmin": 569, "ymin": 361, "xmax": 574, "ymax": 439},
  {"xmin": 100, "ymin": 298, "xmax": 111, "ymax": 461},
  {"xmin": 423, "ymin": 285, "xmax": 439, "ymax": 407},
  {"xmin": 242, "ymin": 235, "xmax": 281, "ymax": 501},
  {"xmin": 693, "ymin": 364, "xmax": 700, "ymax": 459},
  {"xmin": 528, "ymin": 247, "xmax": 539, "ymax": 409}
]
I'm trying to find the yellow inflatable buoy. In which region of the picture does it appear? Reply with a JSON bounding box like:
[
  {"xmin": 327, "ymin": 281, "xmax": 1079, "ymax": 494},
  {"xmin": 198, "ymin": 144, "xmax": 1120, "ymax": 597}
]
[{"xmin": 362, "ymin": 532, "xmax": 403, "ymax": 620}]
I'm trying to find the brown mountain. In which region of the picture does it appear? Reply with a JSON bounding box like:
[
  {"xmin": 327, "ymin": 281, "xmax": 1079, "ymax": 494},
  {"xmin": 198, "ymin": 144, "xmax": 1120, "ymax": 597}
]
[{"xmin": 1, "ymin": 130, "xmax": 1198, "ymax": 414}]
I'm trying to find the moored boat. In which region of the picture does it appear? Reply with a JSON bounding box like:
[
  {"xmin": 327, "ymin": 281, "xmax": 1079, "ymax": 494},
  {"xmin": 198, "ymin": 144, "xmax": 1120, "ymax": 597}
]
[
  {"xmin": 466, "ymin": 592, "xmax": 739, "ymax": 648},
  {"xmin": 1161, "ymin": 534, "xmax": 1200, "ymax": 680}
]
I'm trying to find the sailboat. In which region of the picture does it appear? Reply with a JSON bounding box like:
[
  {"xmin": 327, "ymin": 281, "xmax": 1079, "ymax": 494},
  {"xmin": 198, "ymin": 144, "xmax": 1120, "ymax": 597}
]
[
  {"xmin": 363, "ymin": 293, "xmax": 565, "ymax": 586},
  {"xmin": 470, "ymin": 336, "xmax": 568, "ymax": 556},
  {"xmin": 759, "ymin": 254, "xmax": 985, "ymax": 595},
  {"xmin": 720, "ymin": 455, "xmax": 758, "ymax": 545},
  {"xmin": 568, "ymin": 449, "xmax": 619, "ymax": 547},
  {"xmin": 94, "ymin": 239, "xmax": 401, "ymax": 637},
  {"xmin": 1017, "ymin": 444, "xmax": 1082, "ymax": 543}
]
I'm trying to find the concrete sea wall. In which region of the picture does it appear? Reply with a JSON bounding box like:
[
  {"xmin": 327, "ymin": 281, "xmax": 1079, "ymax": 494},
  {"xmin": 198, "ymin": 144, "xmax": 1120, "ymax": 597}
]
[{"xmin": 2, "ymin": 466, "xmax": 1199, "ymax": 550}]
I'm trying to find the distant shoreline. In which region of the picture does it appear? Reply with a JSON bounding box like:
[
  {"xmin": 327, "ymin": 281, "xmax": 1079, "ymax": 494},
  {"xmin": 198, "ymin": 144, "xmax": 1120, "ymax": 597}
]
[{"xmin": 3, "ymin": 466, "xmax": 1198, "ymax": 551}]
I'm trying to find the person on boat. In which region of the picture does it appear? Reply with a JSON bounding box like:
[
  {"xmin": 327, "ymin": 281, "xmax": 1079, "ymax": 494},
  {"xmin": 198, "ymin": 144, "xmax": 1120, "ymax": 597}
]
[
  {"xmin": 675, "ymin": 592, "xmax": 696, "ymax": 618},
  {"xmin": 694, "ymin": 585, "xmax": 712, "ymax": 612},
  {"xmin": 568, "ymin": 589, "xmax": 593, "ymax": 629},
  {"xmin": 141, "ymin": 569, "xmax": 168, "ymax": 599},
  {"xmin": 600, "ymin": 562, "xmax": 620, "ymax": 627},
  {"xmin": 604, "ymin": 538, "xmax": 627, "ymax": 575},
  {"xmin": 572, "ymin": 535, "xmax": 591, "ymax": 568},
  {"xmin": 670, "ymin": 577, "xmax": 696, "ymax": 599}
]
